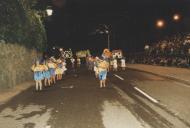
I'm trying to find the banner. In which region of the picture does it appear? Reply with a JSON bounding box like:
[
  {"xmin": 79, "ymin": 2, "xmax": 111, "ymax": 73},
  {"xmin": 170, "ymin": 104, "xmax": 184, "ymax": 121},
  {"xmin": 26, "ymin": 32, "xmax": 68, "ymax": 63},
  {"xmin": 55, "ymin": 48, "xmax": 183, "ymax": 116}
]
[
  {"xmin": 76, "ymin": 50, "xmax": 91, "ymax": 58},
  {"xmin": 61, "ymin": 49, "xmax": 73, "ymax": 59},
  {"xmin": 112, "ymin": 50, "xmax": 123, "ymax": 59}
]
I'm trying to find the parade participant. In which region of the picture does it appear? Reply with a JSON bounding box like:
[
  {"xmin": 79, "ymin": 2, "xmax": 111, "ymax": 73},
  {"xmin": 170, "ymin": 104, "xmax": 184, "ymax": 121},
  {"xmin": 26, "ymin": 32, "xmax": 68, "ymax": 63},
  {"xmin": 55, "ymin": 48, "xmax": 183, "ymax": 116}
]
[
  {"xmin": 70, "ymin": 57, "xmax": 75, "ymax": 69},
  {"xmin": 62, "ymin": 59, "xmax": 67, "ymax": 75},
  {"xmin": 102, "ymin": 48, "xmax": 112, "ymax": 72},
  {"xmin": 55, "ymin": 59, "xmax": 63, "ymax": 80},
  {"xmin": 77, "ymin": 57, "xmax": 81, "ymax": 68},
  {"xmin": 31, "ymin": 60, "xmax": 44, "ymax": 91},
  {"xmin": 97, "ymin": 59, "xmax": 109, "ymax": 88},
  {"xmin": 94, "ymin": 57, "xmax": 99, "ymax": 78},
  {"xmin": 109, "ymin": 58, "xmax": 114, "ymax": 71},
  {"xmin": 88, "ymin": 57, "xmax": 93, "ymax": 71},
  {"xmin": 96, "ymin": 48, "xmax": 111, "ymax": 88},
  {"xmin": 113, "ymin": 58, "xmax": 118, "ymax": 71},
  {"xmin": 121, "ymin": 57, "xmax": 126, "ymax": 70},
  {"xmin": 48, "ymin": 58, "xmax": 57, "ymax": 85},
  {"xmin": 42, "ymin": 60, "xmax": 51, "ymax": 86}
]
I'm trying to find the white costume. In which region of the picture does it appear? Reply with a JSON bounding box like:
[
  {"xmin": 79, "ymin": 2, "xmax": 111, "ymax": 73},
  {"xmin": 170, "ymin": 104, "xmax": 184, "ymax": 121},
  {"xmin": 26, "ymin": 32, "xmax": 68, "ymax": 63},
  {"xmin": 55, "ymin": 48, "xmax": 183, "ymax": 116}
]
[
  {"xmin": 71, "ymin": 58, "xmax": 75, "ymax": 64},
  {"xmin": 77, "ymin": 58, "xmax": 81, "ymax": 65},
  {"xmin": 113, "ymin": 59, "xmax": 118, "ymax": 69},
  {"xmin": 62, "ymin": 61, "xmax": 67, "ymax": 74},
  {"xmin": 121, "ymin": 59, "xmax": 126, "ymax": 68}
]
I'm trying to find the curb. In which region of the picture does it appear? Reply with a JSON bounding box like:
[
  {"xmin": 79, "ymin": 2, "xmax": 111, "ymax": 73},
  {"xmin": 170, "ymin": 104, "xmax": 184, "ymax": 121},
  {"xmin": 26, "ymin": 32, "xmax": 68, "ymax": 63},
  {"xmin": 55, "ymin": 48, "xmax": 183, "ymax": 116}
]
[{"xmin": 126, "ymin": 67, "xmax": 190, "ymax": 86}]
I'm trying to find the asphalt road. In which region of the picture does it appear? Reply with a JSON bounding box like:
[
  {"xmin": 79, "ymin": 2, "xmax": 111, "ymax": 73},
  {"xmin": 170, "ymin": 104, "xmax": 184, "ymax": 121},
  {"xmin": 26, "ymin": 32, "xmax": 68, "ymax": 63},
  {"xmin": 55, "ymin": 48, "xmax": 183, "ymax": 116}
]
[{"xmin": 0, "ymin": 67, "xmax": 190, "ymax": 128}]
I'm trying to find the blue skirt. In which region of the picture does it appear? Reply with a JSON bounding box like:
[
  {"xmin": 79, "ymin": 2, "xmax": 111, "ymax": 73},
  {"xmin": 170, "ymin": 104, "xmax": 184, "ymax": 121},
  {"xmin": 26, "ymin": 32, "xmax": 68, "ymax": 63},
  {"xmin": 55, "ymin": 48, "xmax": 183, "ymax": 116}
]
[
  {"xmin": 99, "ymin": 70, "xmax": 107, "ymax": 80},
  {"xmin": 49, "ymin": 68, "xmax": 55, "ymax": 76},
  {"xmin": 34, "ymin": 71, "xmax": 44, "ymax": 81},
  {"xmin": 43, "ymin": 71, "xmax": 51, "ymax": 79}
]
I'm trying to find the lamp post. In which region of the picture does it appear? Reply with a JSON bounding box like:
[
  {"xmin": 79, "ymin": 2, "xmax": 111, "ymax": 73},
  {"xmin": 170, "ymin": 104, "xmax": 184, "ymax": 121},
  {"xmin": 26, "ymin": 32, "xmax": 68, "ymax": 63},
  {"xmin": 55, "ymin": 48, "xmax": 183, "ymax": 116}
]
[
  {"xmin": 97, "ymin": 24, "xmax": 111, "ymax": 50},
  {"xmin": 156, "ymin": 19, "xmax": 165, "ymax": 28},
  {"xmin": 173, "ymin": 14, "xmax": 181, "ymax": 21},
  {"xmin": 105, "ymin": 30, "xmax": 110, "ymax": 50}
]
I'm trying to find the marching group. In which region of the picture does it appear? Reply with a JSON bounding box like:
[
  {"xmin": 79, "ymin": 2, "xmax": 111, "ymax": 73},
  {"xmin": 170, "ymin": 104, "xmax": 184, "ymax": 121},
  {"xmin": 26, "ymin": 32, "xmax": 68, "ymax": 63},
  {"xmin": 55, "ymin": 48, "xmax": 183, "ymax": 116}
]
[
  {"xmin": 31, "ymin": 57, "xmax": 67, "ymax": 91},
  {"xmin": 86, "ymin": 50, "xmax": 126, "ymax": 88},
  {"xmin": 31, "ymin": 49, "xmax": 126, "ymax": 91}
]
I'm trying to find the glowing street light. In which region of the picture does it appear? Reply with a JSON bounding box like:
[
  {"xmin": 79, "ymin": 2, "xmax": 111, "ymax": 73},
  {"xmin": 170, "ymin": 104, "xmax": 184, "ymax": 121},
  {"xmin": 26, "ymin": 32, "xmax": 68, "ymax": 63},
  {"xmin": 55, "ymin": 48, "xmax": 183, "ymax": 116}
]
[
  {"xmin": 173, "ymin": 14, "xmax": 180, "ymax": 21},
  {"xmin": 156, "ymin": 20, "xmax": 165, "ymax": 28},
  {"xmin": 46, "ymin": 8, "xmax": 53, "ymax": 16},
  {"xmin": 59, "ymin": 48, "xmax": 63, "ymax": 52}
]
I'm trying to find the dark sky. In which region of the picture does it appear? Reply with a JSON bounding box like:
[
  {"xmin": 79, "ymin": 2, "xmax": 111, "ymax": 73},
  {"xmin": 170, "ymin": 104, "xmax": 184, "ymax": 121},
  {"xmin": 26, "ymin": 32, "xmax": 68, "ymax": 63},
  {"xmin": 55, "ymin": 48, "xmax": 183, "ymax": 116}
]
[{"xmin": 43, "ymin": 0, "xmax": 190, "ymax": 53}]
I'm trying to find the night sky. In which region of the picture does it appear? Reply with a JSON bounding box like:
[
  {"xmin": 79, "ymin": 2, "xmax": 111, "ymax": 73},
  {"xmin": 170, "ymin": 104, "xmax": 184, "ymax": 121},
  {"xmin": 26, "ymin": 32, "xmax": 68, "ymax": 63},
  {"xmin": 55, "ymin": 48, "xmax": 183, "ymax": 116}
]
[{"xmin": 43, "ymin": 0, "xmax": 190, "ymax": 53}]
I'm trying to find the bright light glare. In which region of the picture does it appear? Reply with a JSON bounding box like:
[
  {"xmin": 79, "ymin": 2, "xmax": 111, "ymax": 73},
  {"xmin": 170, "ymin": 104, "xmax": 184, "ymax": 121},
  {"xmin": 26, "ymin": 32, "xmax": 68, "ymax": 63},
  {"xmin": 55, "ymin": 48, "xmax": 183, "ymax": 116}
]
[
  {"xmin": 59, "ymin": 48, "xmax": 63, "ymax": 51},
  {"xmin": 46, "ymin": 9, "xmax": 53, "ymax": 16},
  {"xmin": 156, "ymin": 20, "xmax": 165, "ymax": 28},
  {"xmin": 173, "ymin": 14, "xmax": 180, "ymax": 21}
]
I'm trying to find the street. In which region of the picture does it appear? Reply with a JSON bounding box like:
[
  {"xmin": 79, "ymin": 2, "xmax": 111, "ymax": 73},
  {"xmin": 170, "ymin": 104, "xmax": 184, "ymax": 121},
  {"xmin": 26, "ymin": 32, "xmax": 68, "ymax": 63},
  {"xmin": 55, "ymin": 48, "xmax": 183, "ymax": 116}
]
[{"xmin": 0, "ymin": 67, "xmax": 190, "ymax": 128}]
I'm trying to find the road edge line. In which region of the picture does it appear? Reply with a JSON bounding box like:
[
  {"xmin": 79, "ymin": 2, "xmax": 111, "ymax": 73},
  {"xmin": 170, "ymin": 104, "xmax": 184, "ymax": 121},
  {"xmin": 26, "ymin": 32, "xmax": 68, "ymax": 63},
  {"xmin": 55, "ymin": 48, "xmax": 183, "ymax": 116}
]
[{"xmin": 134, "ymin": 87, "xmax": 159, "ymax": 104}]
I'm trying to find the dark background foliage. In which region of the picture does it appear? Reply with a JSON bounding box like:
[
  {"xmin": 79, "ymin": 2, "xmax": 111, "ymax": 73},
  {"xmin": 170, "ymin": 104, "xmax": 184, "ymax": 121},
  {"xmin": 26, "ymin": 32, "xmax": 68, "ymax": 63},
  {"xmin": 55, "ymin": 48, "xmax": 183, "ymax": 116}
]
[{"xmin": 0, "ymin": 0, "xmax": 47, "ymax": 50}]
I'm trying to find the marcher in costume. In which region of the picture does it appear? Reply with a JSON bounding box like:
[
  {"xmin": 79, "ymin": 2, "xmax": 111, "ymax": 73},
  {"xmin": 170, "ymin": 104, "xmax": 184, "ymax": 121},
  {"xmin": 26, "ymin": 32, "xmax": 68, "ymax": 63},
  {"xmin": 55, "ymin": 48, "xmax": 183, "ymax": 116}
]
[
  {"xmin": 120, "ymin": 58, "xmax": 126, "ymax": 70},
  {"xmin": 93, "ymin": 57, "xmax": 99, "ymax": 78},
  {"xmin": 55, "ymin": 59, "xmax": 64, "ymax": 80},
  {"xmin": 62, "ymin": 59, "xmax": 67, "ymax": 75},
  {"xmin": 97, "ymin": 48, "xmax": 111, "ymax": 88},
  {"xmin": 31, "ymin": 60, "xmax": 44, "ymax": 91},
  {"xmin": 77, "ymin": 58, "xmax": 81, "ymax": 68},
  {"xmin": 102, "ymin": 48, "xmax": 111, "ymax": 72},
  {"xmin": 48, "ymin": 59, "xmax": 57, "ymax": 85},
  {"xmin": 113, "ymin": 59, "xmax": 118, "ymax": 71},
  {"xmin": 97, "ymin": 59, "xmax": 109, "ymax": 88},
  {"xmin": 70, "ymin": 58, "xmax": 75, "ymax": 69},
  {"xmin": 42, "ymin": 60, "xmax": 51, "ymax": 86},
  {"xmin": 109, "ymin": 58, "xmax": 114, "ymax": 71}
]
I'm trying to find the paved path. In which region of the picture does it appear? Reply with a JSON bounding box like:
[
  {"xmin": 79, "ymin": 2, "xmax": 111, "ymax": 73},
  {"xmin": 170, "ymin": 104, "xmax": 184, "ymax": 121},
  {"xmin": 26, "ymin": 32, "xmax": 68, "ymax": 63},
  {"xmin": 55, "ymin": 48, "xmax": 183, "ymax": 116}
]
[{"xmin": 0, "ymin": 68, "xmax": 189, "ymax": 128}]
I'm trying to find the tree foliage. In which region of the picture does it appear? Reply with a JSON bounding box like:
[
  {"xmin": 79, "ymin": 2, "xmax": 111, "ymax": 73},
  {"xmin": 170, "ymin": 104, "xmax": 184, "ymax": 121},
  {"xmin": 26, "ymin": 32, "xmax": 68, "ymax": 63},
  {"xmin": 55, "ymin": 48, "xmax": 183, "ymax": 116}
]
[{"xmin": 0, "ymin": 0, "xmax": 47, "ymax": 50}]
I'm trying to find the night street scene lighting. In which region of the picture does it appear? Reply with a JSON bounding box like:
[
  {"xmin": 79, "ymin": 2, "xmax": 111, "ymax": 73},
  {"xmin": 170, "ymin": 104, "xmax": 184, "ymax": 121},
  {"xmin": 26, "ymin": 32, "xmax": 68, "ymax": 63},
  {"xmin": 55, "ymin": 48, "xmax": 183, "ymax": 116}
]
[
  {"xmin": 1, "ymin": 0, "xmax": 190, "ymax": 128},
  {"xmin": 173, "ymin": 14, "xmax": 181, "ymax": 21},
  {"xmin": 156, "ymin": 19, "xmax": 165, "ymax": 28},
  {"xmin": 46, "ymin": 8, "xmax": 53, "ymax": 16}
]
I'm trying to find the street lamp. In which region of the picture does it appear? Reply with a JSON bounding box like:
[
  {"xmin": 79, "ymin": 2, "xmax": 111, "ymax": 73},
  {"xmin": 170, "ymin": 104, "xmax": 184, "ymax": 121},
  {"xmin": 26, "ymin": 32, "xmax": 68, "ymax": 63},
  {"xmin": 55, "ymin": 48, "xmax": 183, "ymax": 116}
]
[
  {"xmin": 59, "ymin": 48, "xmax": 63, "ymax": 52},
  {"xmin": 173, "ymin": 14, "xmax": 180, "ymax": 21},
  {"xmin": 156, "ymin": 20, "xmax": 165, "ymax": 28},
  {"xmin": 105, "ymin": 30, "xmax": 110, "ymax": 50},
  {"xmin": 46, "ymin": 8, "xmax": 53, "ymax": 16}
]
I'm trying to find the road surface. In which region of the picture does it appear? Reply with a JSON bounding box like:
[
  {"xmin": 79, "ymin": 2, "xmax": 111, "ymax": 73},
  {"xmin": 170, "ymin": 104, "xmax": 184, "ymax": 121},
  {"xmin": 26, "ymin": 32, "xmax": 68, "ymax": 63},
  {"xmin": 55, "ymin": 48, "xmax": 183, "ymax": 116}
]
[{"xmin": 0, "ymin": 67, "xmax": 190, "ymax": 128}]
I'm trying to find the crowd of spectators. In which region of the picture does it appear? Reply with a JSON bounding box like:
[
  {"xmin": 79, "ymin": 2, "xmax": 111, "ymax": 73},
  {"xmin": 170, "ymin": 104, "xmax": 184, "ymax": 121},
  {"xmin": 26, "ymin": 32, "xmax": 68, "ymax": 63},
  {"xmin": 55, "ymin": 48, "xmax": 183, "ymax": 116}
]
[{"xmin": 127, "ymin": 33, "xmax": 190, "ymax": 68}]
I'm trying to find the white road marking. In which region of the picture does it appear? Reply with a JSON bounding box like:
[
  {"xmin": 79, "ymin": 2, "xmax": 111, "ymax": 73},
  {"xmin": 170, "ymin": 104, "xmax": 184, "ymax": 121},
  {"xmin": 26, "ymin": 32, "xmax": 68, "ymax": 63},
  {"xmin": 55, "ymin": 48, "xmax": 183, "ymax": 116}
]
[
  {"xmin": 173, "ymin": 82, "xmax": 190, "ymax": 88},
  {"xmin": 113, "ymin": 74, "xmax": 159, "ymax": 103},
  {"xmin": 61, "ymin": 86, "xmax": 74, "ymax": 89},
  {"xmin": 114, "ymin": 74, "xmax": 124, "ymax": 80},
  {"xmin": 134, "ymin": 87, "xmax": 159, "ymax": 104}
]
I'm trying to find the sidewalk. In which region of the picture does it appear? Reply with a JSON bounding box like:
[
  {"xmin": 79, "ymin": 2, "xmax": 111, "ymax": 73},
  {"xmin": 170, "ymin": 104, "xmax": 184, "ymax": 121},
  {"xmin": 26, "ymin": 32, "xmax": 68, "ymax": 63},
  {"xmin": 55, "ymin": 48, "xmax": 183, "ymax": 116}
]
[
  {"xmin": 0, "ymin": 81, "xmax": 34, "ymax": 104},
  {"xmin": 127, "ymin": 64, "xmax": 190, "ymax": 85}
]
